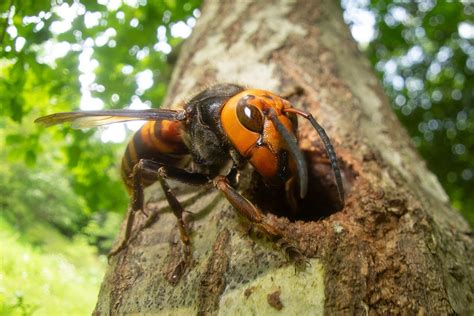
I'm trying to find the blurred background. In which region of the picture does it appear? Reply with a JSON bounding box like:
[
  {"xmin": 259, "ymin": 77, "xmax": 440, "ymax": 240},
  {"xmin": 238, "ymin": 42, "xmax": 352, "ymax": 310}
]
[{"xmin": 0, "ymin": 0, "xmax": 472, "ymax": 314}]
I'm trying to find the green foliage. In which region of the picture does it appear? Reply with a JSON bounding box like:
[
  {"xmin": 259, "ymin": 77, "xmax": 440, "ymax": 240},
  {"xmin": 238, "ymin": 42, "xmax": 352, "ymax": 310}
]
[
  {"xmin": 83, "ymin": 211, "xmax": 124, "ymax": 254},
  {"xmin": 0, "ymin": 0, "xmax": 201, "ymax": 219},
  {"xmin": 344, "ymin": 1, "xmax": 473, "ymax": 225},
  {"xmin": 0, "ymin": 218, "xmax": 105, "ymax": 316},
  {"xmin": 0, "ymin": 156, "xmax": 89, "ymax": 237},
  {"xmin": 0, "ymin": 1, "xmax": 201, "ymax": 313}
]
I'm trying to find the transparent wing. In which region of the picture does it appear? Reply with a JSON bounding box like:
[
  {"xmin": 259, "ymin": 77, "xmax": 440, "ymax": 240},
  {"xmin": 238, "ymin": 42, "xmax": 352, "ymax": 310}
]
[{"xmin": 34, "ymin": 109, "xmax": 185, "ymax": 129}]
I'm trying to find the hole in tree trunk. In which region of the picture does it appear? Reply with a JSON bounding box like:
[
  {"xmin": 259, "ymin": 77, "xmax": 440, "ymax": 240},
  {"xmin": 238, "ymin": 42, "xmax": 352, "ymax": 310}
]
[{"xmin": 247, "ymin": 148, "xmax": 355, "ymax": 222}]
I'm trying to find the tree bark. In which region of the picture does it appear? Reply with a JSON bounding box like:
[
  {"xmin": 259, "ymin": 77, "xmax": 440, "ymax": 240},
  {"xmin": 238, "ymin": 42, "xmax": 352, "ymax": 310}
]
[{"xmin": 94, "ymin": 0, "xmax": 474, "ymax": 315}]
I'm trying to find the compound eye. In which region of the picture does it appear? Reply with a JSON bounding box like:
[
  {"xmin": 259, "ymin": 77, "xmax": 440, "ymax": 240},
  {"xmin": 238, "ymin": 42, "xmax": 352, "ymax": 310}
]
[{"xmin": 236, "ymin": 101, "xmax": 264, "ymax": 133}]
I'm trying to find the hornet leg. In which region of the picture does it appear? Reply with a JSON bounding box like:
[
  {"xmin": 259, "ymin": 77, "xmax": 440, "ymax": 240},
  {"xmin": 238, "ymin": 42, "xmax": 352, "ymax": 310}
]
[
  {"xmin": 213, "ymin": 176, "xmax": 307, "ymax": 267},
  {"xmin": 108, "ymin": 159, "xmax": 210, "ymax": 259}
]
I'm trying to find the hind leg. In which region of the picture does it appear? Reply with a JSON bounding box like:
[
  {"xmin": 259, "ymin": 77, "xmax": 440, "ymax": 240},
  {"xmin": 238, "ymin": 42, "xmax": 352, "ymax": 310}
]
[{"xmin": 108, "ymin": 159, "xmax": 210, "ymax": 259}]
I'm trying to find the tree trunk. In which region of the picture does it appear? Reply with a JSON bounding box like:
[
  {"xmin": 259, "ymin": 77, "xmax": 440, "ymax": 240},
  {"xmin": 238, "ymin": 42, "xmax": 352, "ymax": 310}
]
[{"xmin": 94, "ymin": 1, "xmax": 474, "ymax": 314}]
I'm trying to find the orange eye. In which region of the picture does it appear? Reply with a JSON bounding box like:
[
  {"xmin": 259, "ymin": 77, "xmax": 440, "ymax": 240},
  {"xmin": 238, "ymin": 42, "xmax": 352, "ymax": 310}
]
[{"xmin": 236, "ymin": 101, "xmax": 264, "ymax": 133}]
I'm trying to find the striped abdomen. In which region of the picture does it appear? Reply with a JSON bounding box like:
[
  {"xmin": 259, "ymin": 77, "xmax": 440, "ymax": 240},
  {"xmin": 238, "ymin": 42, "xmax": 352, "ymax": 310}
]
[{"xmin": 121, "ymin": 120, "xmax": 189, "ymax": 192}]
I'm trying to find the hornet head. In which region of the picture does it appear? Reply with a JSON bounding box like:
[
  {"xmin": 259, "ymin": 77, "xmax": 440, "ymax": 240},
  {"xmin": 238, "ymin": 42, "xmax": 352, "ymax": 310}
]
[{"xmin": 220, "ymin": 89, "xmax": 344, "ymax": 205}]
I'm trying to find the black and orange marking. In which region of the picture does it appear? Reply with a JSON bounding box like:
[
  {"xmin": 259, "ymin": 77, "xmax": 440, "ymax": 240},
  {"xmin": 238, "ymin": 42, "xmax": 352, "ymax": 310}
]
[
  {"xmin": 121, "ymin": 120, "xmax": 189, "ymax": 191},
  {"xmin": 35, "ymin": 84, "xmax": 344, "ymax": 274}
]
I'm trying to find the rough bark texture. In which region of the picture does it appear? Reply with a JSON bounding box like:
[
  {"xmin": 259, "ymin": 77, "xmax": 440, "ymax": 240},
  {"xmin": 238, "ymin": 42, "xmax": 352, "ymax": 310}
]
[{"xmin": 94, "ymin": 1, "xmax": 474, "ymax": 315}]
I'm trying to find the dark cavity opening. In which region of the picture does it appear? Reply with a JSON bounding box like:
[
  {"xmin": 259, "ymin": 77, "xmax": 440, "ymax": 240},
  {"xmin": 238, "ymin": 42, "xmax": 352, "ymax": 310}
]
[{"xmin": 246, "ymin": 148, "xmax": 355, "ymax": 222}]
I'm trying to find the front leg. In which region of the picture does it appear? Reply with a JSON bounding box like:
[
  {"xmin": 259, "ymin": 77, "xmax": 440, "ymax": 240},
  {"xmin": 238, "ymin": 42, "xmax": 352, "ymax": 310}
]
[{"xmin": 213, "ymin": 176, "xmax": 307, "ymax": 267}]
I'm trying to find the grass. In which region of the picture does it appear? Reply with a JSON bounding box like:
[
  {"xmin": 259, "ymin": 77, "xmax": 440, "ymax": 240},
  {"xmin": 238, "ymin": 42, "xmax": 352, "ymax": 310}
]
[{"xmin": 0, "ymin": 219, "xmax": 106, "ymax": 316}]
